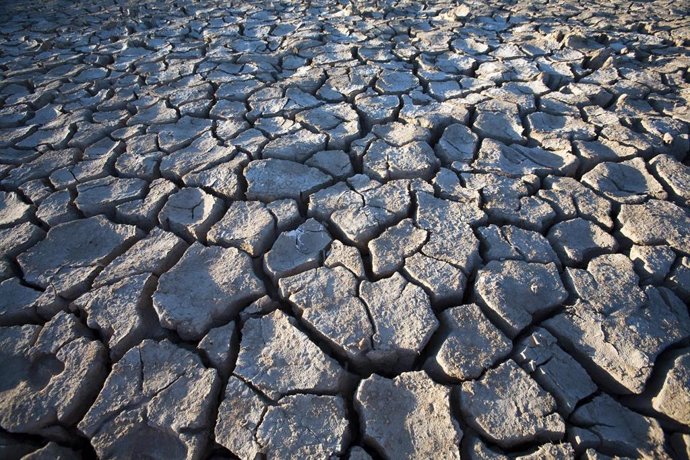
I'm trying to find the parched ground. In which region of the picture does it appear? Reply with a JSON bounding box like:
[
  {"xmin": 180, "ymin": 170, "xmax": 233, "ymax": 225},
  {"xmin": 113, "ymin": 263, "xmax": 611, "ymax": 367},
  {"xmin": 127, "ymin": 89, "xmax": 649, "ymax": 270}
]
[{"xmin": 0, "ymin": 0, "xmax": 689, "ymax": 458}]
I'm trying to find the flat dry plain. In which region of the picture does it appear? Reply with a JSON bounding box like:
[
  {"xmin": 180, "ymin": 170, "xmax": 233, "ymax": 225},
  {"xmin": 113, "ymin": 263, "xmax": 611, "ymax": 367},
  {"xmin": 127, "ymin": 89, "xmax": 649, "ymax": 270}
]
[{"xmin": 0, "ymin": 0, "xmax": 689, "ymax": 458}]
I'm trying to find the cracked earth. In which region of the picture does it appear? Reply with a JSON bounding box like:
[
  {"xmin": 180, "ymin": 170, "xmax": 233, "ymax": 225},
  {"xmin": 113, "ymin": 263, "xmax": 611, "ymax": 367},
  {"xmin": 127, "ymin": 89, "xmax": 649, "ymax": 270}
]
[{"xmin": 0, "ymin": 0, "xmax": 689, "ymax": 458}]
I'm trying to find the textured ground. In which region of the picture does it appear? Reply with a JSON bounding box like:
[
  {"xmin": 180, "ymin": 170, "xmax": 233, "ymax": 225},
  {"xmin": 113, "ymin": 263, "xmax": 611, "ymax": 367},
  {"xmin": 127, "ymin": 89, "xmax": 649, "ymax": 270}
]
[{"xmin": 0, "ymin": 0, "xmax": 689, "ymax": 458}]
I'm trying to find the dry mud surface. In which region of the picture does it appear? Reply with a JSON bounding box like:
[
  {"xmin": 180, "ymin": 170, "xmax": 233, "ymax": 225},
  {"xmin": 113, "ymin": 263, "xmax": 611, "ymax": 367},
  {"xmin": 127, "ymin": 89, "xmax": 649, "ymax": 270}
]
[{"xmin": 0, "ymin": 0, "xmax": 689, "ymax": 458}]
